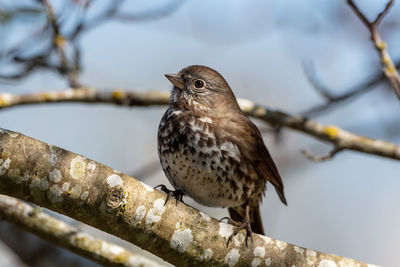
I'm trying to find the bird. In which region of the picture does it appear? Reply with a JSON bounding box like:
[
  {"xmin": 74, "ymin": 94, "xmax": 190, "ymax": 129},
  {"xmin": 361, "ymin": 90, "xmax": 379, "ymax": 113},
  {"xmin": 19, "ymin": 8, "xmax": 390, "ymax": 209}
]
[{"xmin": 156, "ymin": 65, "xmax": 287, "ymax": 246}]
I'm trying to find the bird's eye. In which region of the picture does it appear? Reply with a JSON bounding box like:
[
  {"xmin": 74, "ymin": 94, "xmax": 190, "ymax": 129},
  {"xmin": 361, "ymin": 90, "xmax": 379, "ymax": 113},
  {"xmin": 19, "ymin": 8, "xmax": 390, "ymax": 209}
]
[{"xmin": 194, "ymin": 79, "xmax": 205, "ymax": 89}]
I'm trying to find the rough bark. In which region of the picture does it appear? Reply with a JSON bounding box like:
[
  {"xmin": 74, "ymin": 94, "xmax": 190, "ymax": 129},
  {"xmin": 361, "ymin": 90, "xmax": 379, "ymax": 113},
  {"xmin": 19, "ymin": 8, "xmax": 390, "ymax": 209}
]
[
  {"xmin": 0, "ymin": 195, "xmax": 163, "ymax": 267},
  {"xmin": 0, "ymin": 128, "xmax": 376, "ymax": 266}
]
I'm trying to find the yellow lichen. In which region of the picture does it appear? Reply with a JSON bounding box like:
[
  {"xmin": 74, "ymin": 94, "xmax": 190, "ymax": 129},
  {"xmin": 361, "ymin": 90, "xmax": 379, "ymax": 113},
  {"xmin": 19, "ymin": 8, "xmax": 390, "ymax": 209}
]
[
  {"xmin": 324, "ymin": 126, "xmax": 339, "ymax": 139},
  {"xmin": 0, "ymin": 96, "xmax": 10, "ymax": 107},
  {"xmin": 112, "ymin": 90, "xmax": 125, "ymax": 99},
  {"xmin": 54, "ymin": 35, "xmax": 66, "ymax": 47},
  {"xmin": 43, "ymin": 93, "xmax": 53, "ymax": 101},
  {"xmin": 382, "ymin": 55, "xmax": 391, "ymax": 66},
  {"xmin": 377, "ymin": 41, "xmax": 386, "ymax": 50},
  {"xmin": 387, "ymin": 65, "xmax": 396, "ymax": 73},
  {"xmin": 70, "ymin": 156, "xmax": 86, "ymax": 180}
]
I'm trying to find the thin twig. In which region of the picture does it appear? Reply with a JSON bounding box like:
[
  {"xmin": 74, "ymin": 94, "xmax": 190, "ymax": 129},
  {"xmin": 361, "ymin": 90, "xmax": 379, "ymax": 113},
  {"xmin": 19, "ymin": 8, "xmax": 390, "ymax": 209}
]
[
  {"xmin": 347, "ymin": 0, "xmax": 400, "ymax": 99},
  {"xmin": 301, "ymin": 60, "xmax": 400, "ymax": 116},
  {"xmin": 301, "ymin": 147, "xmax": 344, "ymax": 162},
  {"xmin": 41, "ymin": 0, "xmax": 81, "ymax": 88}
]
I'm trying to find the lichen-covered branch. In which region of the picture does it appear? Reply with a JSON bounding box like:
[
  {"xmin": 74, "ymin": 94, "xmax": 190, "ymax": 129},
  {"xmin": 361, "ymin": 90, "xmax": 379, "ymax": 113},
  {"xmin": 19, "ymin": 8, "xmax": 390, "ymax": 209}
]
[
  {"xmin": 347, "ymin": 0, "xmax": 400, "ymax": 99},
  {"xmin": 1, "ymin": 88, "xmax": 399, "ymax": 161},
  {"xmin": 0, "ymin": 195, "xmax": 163, "ymax": 267},
  {"xmin": 0, "ymin": 128, "xmax": 376, "ymax": 266}
]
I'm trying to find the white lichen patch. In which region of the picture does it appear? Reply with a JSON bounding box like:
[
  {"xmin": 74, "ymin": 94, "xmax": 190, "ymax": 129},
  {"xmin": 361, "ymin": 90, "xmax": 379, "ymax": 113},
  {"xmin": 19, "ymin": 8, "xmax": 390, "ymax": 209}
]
[
  {"xmin": 8, "ymin": 131, "xmax": 19, "ymax": 138},
  {"xmin": 276, "ymin": 240, "xmax": 287, "ymax": 250},
  {"xmin": 218, "ymin": 222, "xmax": 233, "ymax": 239},
  {"xmin": 29, "ymin": 177, "xmax": 49, "ymax": 190},
  {"xmin": 87, "ymin": 161, "xmax": 96, "ymax": 172},
  {"xmin": 339, "ymin": 259, "xmax": 358, "ymax": 267},
  {"xmin": 306, "ymin": 250, "xmax": 317, "ymax": 265},
  {"xmin": 39, "ymin": 180, "xmax": 49, "ymax": 190},
  {"xmin": 252, "ymin": 258, "xmax": 262, "ymax": 267},
  {"xmin": 132, "ymin": 205, "xmax": 147, "ymax": 225},
  {"xmin": 127, "ymin": 255, "xmax": 162, "ymax": 267},
  {"xmin": 146, "ymin": 198, "xmax": 165, "ymax": 225},
  {"xmin": 265, "ymin": 258, "xmax": 272, "ymax": 266},
  {"xmin": 260, "ymin": 235, "xmax": 273, "ymax": 245},
  {"xmin": 49, "ymin": 169, "xmax": 62, "ymax": 183},
  {"xmin": 62, "ymin": 182, "xmax": 70, "ymax": 192},
  {"xmin": 170, "ymin": 223, "xmax": 193, "ymax": 253},
  {"xmin": 294, "ymin": 246, "xmax": 305, "ymax": 255},
  {"xmin": 80, "ymin": 191, "xmax": 89, "ymax": 201},
  {"xmin": 106, "ymin": 174, "xmax": 123, "ymax": 188},
  {"xmin": 70, "ymin": 186, "xmax": 83, "ymax": 199},
  {"xmin": 48, "ymin": 184, "xmax": 63, "ymax": 203},
  {"xmin": 48, "ymin": 145, "xmax": 61, "ymax": 166},
  {"xmin": 0, "ymin": 157, "xmax": 11, "ymax": 175},
  {"xmin": 253, "ymin": 246, "xmax": 265, "ymax": 258},
  {"xmin": 225, "ymin": 248, "xmax": 240, "ymax": 267},
  {"xmin": 233, "ymin": 232, "xmax": 245, "ymax": 246},
  {"xmin": 199, "ymin": 211, "xmax": 211, "ymax": 222},
  {"xmin": 101, "ymin": 242, "xmax": 124, "ymax": 256},
  {"xmin": 318, "ymin": 260, "xmax": 337, "ymax": 267},
  {"xmin": 16, "ymin": 171, "xmax": 30, "ymax": 184},
  {"xmin": 141, "ymin": 182, "xmax": 154, "ymax": 192},
  {"xmin": 200, "ymin": 248, "xmax": 213, "ymax": 261},
  {"xmin": 70, "ymin": 156, "xmax": 86, "ymax": 180}
]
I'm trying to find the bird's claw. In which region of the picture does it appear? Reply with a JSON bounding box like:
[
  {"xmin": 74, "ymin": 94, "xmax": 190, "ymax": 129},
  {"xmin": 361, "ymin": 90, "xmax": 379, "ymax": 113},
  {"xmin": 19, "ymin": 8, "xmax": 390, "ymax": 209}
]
[{"xmin": 220, "ymin": 217, "xmax": 253, "ymax": 248}]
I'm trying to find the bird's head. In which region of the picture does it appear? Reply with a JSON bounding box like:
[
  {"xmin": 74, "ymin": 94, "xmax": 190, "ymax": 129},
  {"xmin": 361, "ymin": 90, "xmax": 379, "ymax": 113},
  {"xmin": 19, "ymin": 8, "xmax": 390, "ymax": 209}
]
[{"xmin": 165, "ymin": 65, "xmax": 240, "ymax": 113}]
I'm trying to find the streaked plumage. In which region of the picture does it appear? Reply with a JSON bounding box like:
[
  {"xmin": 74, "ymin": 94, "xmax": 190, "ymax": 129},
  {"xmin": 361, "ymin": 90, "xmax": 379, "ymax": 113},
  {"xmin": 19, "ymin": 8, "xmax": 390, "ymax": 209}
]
[{"xmin": 157, "ymin": 65, "xmax": 286, "ymax": 241}]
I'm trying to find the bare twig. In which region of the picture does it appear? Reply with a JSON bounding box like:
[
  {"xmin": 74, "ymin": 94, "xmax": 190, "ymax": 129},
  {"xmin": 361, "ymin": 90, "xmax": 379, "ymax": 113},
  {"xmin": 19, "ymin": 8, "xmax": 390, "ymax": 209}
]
[
  {"xmin": 301, "ymin": 147, "xmax": 344, "ymax": 162},
  {"xmin": 0, "ymin": 0, "xmax": 183, "ymax": 86},
  {"xmin": 41, "ymin": 0, "xmax": 81, "ymax": 88},
  {"xmin": 0, "ymin": 195, "xmax": 162, "ymax": 267},
  {"xmin": 301, "ymin": 60, "xmax": 400, "ymax": 116},
  {"xmin": 0, "ymin": 88, "xmax": 399, "ymax": 161},
  {"xmin": 347, "ymin": 0, "xmax": 400, "ymax": 99},
  {"xmin": 0, "ymin": 129, "xmax": 374, "ymax": 266}
]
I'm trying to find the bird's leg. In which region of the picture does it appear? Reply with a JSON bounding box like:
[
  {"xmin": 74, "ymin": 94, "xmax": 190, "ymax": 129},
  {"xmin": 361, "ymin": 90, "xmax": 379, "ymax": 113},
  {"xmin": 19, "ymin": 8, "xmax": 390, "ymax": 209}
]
[
  {"xmin": 154, "ymin": 184, "xmax": 184, "ymax": 206},
  {"xmin": 219, "ymin": 205, "xmax": 253, "ymax": 248}
]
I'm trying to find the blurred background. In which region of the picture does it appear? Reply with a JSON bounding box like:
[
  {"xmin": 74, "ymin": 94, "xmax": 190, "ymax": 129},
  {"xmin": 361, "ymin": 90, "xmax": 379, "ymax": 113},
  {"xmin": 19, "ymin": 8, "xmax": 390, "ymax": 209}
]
[{"xmin": 1, "ymin": 0, "xmax": 400, "ymax": 266}]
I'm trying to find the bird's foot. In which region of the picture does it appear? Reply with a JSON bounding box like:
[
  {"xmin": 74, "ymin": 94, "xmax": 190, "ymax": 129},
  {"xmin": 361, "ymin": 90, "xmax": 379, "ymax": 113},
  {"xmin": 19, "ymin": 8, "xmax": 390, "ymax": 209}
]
[
  {"xmin": 154, "ymin": 184, "xmax": 184, "ymax": 206},
  {"xmin": 219, "ymin": 217, "xmax": 253, "ymax": 248}
]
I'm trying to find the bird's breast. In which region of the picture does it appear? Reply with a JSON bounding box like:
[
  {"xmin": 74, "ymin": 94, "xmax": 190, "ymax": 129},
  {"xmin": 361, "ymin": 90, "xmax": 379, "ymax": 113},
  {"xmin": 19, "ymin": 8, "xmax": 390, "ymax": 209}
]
[{"xmin": 158, "ymin": 107, "xmax": 250, "ymax": 207}]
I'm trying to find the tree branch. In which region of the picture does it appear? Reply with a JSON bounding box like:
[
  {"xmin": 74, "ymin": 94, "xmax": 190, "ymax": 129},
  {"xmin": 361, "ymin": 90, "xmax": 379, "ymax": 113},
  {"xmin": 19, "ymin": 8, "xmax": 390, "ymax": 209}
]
[
  {"xmin": 300, "ymin": 60, "xmax": 398, "ymax": 116},
  {"xmin": 347, "ymin": 0, "xmax": 400, "ymax": 99},
  {"xmin": 301, "ymin": 147, "xmax": 344, "ymax": 162},
  {"xmin": 0, "ymin": 195, "xmax": 162, "ymax": 267},
  {"xmin": 0, "ymin": 128, "xmax": 373, "ymax": 266},
  {"xmin": 1, "ymin": 88, "xmax": 399, "ymax": 161}
]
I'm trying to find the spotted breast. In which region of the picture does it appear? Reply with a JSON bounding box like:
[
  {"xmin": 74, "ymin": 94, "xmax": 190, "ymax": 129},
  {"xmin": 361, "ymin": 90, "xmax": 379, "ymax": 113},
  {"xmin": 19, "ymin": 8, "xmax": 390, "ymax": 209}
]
[{"xmin": 157, "ymin": 106, "xmax": 262, "ymax": 208}]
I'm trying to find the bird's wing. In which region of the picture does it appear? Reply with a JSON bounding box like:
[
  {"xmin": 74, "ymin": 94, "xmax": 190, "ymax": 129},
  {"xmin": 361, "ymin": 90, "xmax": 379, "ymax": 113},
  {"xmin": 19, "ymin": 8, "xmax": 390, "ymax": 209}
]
[{"xmin": 220, "ymin": 114, "xmax": 287, "ymax": 205}]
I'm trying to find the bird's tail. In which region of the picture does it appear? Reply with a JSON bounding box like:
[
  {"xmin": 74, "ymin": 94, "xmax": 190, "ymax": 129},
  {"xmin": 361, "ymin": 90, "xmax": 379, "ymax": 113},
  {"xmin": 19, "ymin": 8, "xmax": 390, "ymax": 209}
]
[{"xmin": 228, "ymin": 205, "xmax": 264, "ymax": 235}]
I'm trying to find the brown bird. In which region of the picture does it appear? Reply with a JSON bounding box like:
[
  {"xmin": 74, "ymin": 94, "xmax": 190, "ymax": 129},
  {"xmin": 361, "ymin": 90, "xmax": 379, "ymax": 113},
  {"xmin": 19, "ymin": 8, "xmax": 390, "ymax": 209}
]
[{"xmin": 156, "ymin": 65, "xmax": 287, "ymax": 246}]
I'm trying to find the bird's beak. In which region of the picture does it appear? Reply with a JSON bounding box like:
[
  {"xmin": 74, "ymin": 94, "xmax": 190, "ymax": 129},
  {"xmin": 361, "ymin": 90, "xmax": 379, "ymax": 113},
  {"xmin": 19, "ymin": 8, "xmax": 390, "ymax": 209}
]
[{"xmin": 165, "ymin": 73, "xmax": 184, "ymax": 90}]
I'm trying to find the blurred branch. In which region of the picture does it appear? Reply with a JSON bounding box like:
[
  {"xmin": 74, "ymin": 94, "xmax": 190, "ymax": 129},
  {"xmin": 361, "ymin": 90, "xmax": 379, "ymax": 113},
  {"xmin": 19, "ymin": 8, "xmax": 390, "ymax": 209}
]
[
  {"xmin": 300, "ymin": 61, "xmax": 400, "ymax": 116},
  {"xmin": 347, "ymin": 0, "xmax": 400, "ymax": 99},
  {"xmin": 0, "ymin": 88, "xmax": 400, "ymax": 161},
  {"xmin": 40, "ymin": 0, "xmax": 80, "ymax": 88},
  {"xmin": 0, "ymin": 0, "xmax": 183, "ymax": 86},
  {"xmin": 301, "ymin": 147, "xmax": 344, "ymax": 162},
  {"xmin": 0, "ymin": 129, "xmax": 372, "ymax": 266},
  {"xmin": 0, "ymin": 195, "xmax": 162, "ymax": 267}
]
